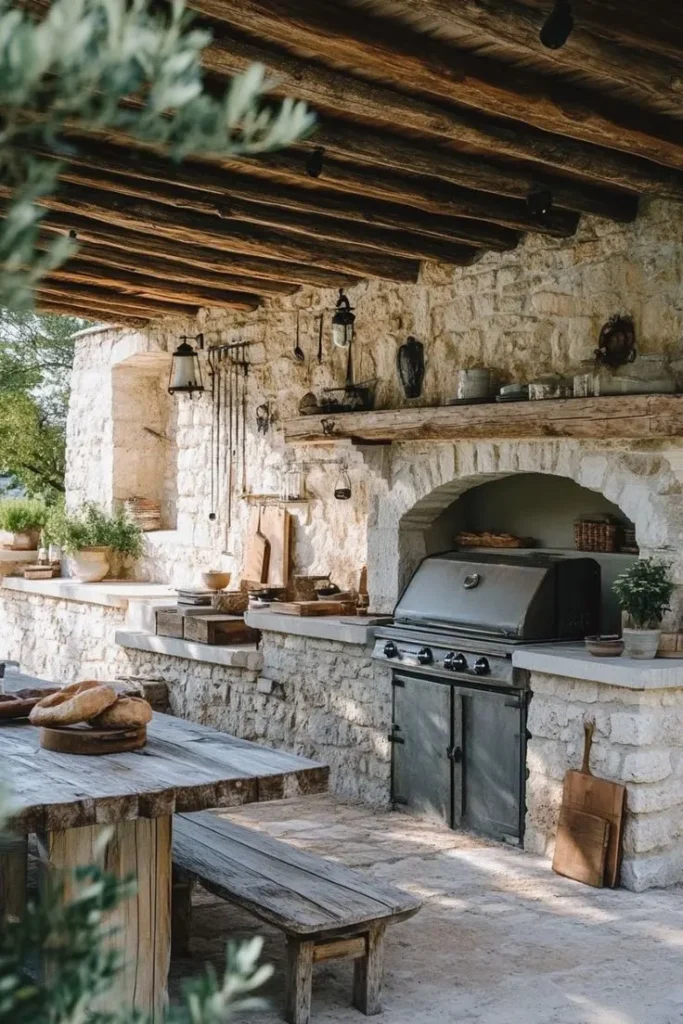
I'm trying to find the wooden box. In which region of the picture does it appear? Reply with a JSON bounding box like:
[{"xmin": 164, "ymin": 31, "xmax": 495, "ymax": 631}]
[
  {"xmin": 183, "ymin": 614, "xmax": 259, "ymax": 646},
  {"xmin": 155, "ymin": 609, "xmax": 184, "ymax": 638}
]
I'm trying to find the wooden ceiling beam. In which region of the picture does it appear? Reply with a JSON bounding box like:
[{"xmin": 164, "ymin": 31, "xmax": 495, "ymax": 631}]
[
  {"xmin": 54, "ymin": 165, "xmax": 484, "ymax": 265},
  {"xmin": 201, "ymin": 26, "xmax": 683, "ymax": 199},
  {"xmin": 307, "ymin": 120, "xmax": 639, "ymax": 220},
  {"xmin": 47, "ymin": 260, "xmax": 262, "ymax": 310},
  {"xmin": 351, "ymin": 0, "xmax": 683, "ymax": 113},
  {"xmin": 37, "ymin": 212, "xmax": 361, "ymax": 290},
  {"xmin": 40, "ymin": 280, "xmax": 199, "ymax": 319},
  {"xmin": 36, "ymin": 237, "xmax": 299, "ymax": 296},
  {"xmin": 188, "ymin": 0, "xmax": 683, "ymax": 171},
  {"xmin": 11, "ymin": 184, "xmax": 422, "ymax": 282},
  {"xmin": 52, "ymin": 139, "xmax": 521, "ymax": 251},
  {"xmin": 36, "ymin": 295, "xmax": 148, "ymax": 327}
]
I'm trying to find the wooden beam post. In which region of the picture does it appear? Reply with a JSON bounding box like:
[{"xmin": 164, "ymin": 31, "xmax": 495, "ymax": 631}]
[
  {"xmin": 285, "ymin": 938, "xmax": 315, "ymax": 1024},
  {"xmin": 352, "ymin": 925, "xmax": 386, "ymax": 1016}
]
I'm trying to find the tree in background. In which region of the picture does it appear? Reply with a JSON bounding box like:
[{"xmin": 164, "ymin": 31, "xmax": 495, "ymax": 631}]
[{"xmin": 0, "ymin": 308, "xmax": 86, "ymax": 495}]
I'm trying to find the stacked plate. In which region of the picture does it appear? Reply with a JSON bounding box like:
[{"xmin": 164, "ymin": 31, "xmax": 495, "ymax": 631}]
[{"xmin": 123, "ymin": 497, "xmax": 162, "ymax": 532}]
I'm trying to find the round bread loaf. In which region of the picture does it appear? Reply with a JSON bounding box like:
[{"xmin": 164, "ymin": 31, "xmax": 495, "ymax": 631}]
[
  {"xmin": 29, "ymin": 680, "xmax": 118, "ymax": 727},
  {"xmin": 90, "ymin": 695, "xmax": 153, "ymax": 729}
]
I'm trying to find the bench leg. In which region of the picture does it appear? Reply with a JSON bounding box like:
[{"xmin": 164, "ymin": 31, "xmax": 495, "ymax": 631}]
[
  {"xmin": 171, "ymin": 869, "xmax": 195, "ymax": 956},
  {"xmin": 352, "ymin": 925, "xmax": 386, "ymax": 1016},
  {"xmin": 285, "ymin": 937, "xmax": 314, "ymax": 1024}
]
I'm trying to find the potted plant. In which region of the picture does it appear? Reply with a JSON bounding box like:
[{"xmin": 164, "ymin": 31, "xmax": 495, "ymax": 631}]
[
  {"xmin": 0, "ymin": 498, "xmax": 47, "ymax": 551},
  {"xmin": 612, "ymin": 557, "xmax": 675, "ymax": 659},
  {"xmin": 45, "ymin": 501, "xmax": 143, "ymax": 582}
]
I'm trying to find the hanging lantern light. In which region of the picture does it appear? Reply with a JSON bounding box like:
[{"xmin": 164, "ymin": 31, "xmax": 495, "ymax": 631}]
[
  {"xmin": 168, "ymin": 333, "xmax": 205, "ymax": 397},
  {"xmin": 539, "ymin": 0, "xmax": 574, "ymax": 49},
  {"xmin": 331, "ymin": 289, "xmax": 355, "ymax": 349}
]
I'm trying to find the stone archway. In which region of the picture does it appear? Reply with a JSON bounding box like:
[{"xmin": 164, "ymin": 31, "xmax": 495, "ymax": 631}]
[{"xmin": 365, "ymin": 439, "xmax": 683, "ymax": 613}]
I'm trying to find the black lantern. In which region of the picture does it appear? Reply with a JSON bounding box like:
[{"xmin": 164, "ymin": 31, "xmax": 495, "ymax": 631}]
[
  {"xmin": 539, "ymin": 1, "xmax": 574, "ymax": 49},
  {"xmin": 168, "ymin": 333, "xmax": 205, "ymax": 397},
  {"xmin": 331, "ymin": 289, "xmax": 355, "ymax": 349}
]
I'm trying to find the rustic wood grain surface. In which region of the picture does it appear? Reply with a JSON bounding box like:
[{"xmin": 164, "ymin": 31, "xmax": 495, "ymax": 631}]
[{"xmin": 3, "ymin": 714, "xmax": 329, "ymax": 833}]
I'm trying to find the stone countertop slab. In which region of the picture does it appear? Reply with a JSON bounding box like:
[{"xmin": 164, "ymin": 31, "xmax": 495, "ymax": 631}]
[
  {"xmin": 244, "ymin": 610, "xmax": 387, "ymax": 646},
  {"xmin": 115, "ymin": 628, "xmax": 263, "ymax": 670},
  {"xmin": 513, "ymin": 642, "xmax": 683, "ymax": 689},
  {"xmin": 2, "ymin": 577, "xmax": 176, "ymax": 609}
]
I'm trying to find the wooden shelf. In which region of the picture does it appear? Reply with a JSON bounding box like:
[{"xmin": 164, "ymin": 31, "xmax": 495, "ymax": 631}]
[
  {"xmin": 239, "ymin": 493, "xmax": 310, "ymax": 506},
  {"xmin": 283, "ymin": 394, "xmax": 683, "ymax": 446}
]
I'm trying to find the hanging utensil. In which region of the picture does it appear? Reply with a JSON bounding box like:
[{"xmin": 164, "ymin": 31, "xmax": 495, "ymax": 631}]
[
  {"xmin": 293, "ymin": 309, "xmax": 304, "ymax": 363},
  {"xmin": 225, "ymin": 347, "xmax": 232, "ymax": 532},
  {"xmin": 241, "ymin": 343, "xmax": 248, "ymax": 495},
  {"xmin": 317, "ymin": 313, "xmax": 324, "ymax": 365},
  {"xmin": 208, "ymin": 349, "xmax": 216, "ymax": 521}
]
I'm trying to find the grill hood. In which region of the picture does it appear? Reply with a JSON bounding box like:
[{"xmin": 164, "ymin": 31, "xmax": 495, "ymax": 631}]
[{"xmin": 394, "ymin": 551, "xmax": 601, "ymax": 641}]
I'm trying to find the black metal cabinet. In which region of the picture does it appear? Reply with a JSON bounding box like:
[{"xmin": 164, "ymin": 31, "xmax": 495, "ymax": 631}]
[{"xmin": 391, "ymin": 673, "xmax": 527, "ymax": 844}]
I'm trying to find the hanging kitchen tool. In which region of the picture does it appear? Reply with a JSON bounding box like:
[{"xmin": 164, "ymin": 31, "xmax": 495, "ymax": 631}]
[
  {"xmin": 293, "ymin": 309, "xmax": 305, "ymax": 363},
  {"xmin": 397, "ymin": 335, "xmax": 425, "ymax": 399},
  {"xmin": 241, "ymin": 343, "xmax": 248, "ymax": 494},
  {"xmin": 595, "ymin": 315, "xmax": 636, "ymax": 370},
  {"xmin": 225, "ymin": 346, "xmax": 233, "ymax": 533},
  {"xmin": 256, "ymin": 402, "xmax": 270, "ymax": 434},
  {"xmin": 208, "ymin": 349, "xmax": 217, "ymax": 521},
  {"xmin": 317, "ymin": 313, "xmax": 324, "ymax": 365},
  {"xmin": 334, "ymin": 468, "xmax": 352, "ymax": 500},
  {"xmin": 215, "ymin": 351, "xmax": 223, "ymax": 522}
]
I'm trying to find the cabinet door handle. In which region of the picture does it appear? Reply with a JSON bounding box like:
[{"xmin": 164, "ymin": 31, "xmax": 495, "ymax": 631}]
[{"xmin": 447, "ymin": 745, "xmax": 463, "ymax": 763}]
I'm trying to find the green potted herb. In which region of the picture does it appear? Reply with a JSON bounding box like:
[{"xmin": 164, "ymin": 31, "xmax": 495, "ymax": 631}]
[
  {"xmin": 45, "ymin": 502, "xmax": 142, "ymax": 582},
  {"xmin": 0, "ymin": 498, "xmax": 47, "ymax": 551},
  {"xmin": 612, "ymin": 557, "xmax": 675, "ymax": 659}
]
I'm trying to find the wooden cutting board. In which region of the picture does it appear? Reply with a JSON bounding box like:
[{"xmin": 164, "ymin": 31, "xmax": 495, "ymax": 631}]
[
  {"xmin": 553, "ymin": 721, "xmax": 626, "ymax": 887},
  {"xmin": 553, "ymin": 806, "xmax": 610, "ymax": 887},
  {"xmin": 40, "ymin": 724, "xmax": 147, "ymax": 755},
  {"xmin": 273, "ymin": 600, "xmax": 357, "ymax": 617},
  {"xmin": 243, "ymin": 506, "xmax": 270, "ymax": 584},
  {"xmin": 260, "ymin": 506, "xmax": 291, "ymax": 588}
]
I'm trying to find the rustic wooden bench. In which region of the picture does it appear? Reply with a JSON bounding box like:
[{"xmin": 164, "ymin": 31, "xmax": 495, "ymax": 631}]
[{"xmin": 172, "ymin": 811, "xmax": 422, "ymax": 1024}]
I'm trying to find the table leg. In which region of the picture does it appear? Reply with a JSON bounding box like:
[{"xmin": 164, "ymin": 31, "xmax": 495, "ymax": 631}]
[
  {"xmin": 0, "ymin": 834, "xmax": 28, "ymax": 921},
  {"xmin": 40, "ymin": 816, "xmax": 171, "ymax": 1022}
]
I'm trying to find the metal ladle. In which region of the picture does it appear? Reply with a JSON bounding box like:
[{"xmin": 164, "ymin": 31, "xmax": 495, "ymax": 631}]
[{"xmin": 293, "ymin": 310, "xmax": 304, "ymax": 363}]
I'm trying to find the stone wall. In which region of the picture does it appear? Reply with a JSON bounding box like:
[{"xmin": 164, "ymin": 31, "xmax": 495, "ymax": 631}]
[
  {"xmin": 526, "ymin": 672, "xmax": 683, "ymax": 891},
  {"xmin": 64, "ymin": 199, "xmax": 683, "ymax": 603}
]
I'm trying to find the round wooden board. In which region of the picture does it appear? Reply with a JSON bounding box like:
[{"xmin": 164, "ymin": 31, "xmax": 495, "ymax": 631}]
[{"xmin": 39, "ymin": 724, "xmax": 147, "ymax": 755}]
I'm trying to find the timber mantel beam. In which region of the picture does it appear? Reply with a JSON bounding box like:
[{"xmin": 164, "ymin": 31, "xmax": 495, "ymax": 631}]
[
  {"xmin": 37, "ymin": 295, "xmax": 148, "ymax": 327},
  {"xmin": 40, "ymin": 280, "xmax": 201, "ymax": 319},
  {"xmin": 187, "ymin": 0, "xmax": 683, "ymax": 171}
]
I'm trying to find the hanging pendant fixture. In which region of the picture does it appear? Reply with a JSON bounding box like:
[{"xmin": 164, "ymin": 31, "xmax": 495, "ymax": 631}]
[
  {"xmin": 331, "ymin": 289, "xmax": 355, "ymax": 349},
  {"xmin": 539, "ymin": 1, "xmax": 574, "ymax": 49},
  {"xmin": 168, "ymin": 333, "xmax": 205, "ymax": 397},
  {"xmin": 334, "ymin": 468, "xmax": 352, "ymax": 501}
]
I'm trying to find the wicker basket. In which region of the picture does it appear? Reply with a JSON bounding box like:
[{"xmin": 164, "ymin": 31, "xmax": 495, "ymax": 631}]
[{"xmin": 574, "ymin": 517, "xmax": 618, "ymax": 552}]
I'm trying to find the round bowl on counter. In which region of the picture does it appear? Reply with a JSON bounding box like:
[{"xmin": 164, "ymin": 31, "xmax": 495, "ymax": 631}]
[
  {"xmin": 585, "ymin": 635, "xmax": 625, "ymax": 658},
  {"xmin": 201, "ymin": 570, "xmax": 231, "ymax": 592}
]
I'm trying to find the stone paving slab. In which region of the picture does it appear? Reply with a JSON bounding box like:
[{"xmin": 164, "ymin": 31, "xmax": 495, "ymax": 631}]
[{"xmin": 168, "ymin": 795, "xmax": 683, "ymax": 1024}]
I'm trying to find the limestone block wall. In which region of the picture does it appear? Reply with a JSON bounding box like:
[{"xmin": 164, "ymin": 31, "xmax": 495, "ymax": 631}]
[
  {"xmin": 526, "ymin": 672, "xmax": 683, "ymax": 891},
  {"xmin": 64, "ymin": 199, "xmax": 683, "ymax": 598}
]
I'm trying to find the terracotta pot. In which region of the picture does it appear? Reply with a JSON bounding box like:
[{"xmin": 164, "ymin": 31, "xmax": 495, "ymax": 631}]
[
  {"xmin": 67, "ymin": 547, "xmax": 111, "ymax": 583},
  {"xmin": 622, "ymin": 627, "xmax": 661, "ymax": 660},
  {"xmin": 7, "ymin": 530, "xmax": 39, "ymax": 551}
]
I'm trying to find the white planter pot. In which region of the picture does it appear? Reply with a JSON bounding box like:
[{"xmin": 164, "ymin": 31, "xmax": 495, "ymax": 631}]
[
  {"xmin": 622, "ymin": 627, "xmax": 661, "ymax": 660},
  {"xmin": 3, "ymin": 530, "xmax": 38, "ymax": 551},
  {"xmin": 67, "ymin": 547, "xmax": 111, "ymax": 583}
]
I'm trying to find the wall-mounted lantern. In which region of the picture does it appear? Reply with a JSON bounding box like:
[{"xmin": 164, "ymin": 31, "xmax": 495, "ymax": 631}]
[
  {"xmin": 331, "ymin": 290, "xmax": 355, "ymax": 349},
  {"xmin": 168, "ymin": 333, "xmax": 205, "ymax": 397}
]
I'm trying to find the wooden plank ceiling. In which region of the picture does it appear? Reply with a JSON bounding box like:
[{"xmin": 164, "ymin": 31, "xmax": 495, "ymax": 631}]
[{"xmin": 27, "ymin": 0, "xmax": 683, "ymax": 326}]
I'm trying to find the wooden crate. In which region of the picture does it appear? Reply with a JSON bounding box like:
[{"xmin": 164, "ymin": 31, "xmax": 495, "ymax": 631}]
[
  {"xmin": 155, "ymin": 609, "xmax": 184, "ymax": 638},
  {"xmin": 183, "ymin": 614, "xmax": 259, "ymax": 646}
]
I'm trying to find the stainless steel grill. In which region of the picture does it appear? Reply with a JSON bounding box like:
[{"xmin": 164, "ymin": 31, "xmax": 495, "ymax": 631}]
[{"xmin": 373, "ymin": 551, "xmax": 601, "ymax": 844}]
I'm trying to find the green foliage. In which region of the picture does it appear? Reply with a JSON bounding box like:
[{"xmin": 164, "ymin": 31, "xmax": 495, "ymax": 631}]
[
  {"xmin": 0, "ymin": 791, "xmax": 273, "ymax": 1024},
  {"xmin": 46, "ymin": 501, "xmax": 143, "ymax": 557},
  {"xmin": 0, "ymin": 0, "xmax": 315, "ymax": 309},
  {"xmin": 612, "ymin": 557, "xmax": 675, "ymax": 629},
  {"xmin": 0, "ymin": 308, "xmax": 86, "ymax": 496},
  {"xmin": 0, "ymin": 496, "xmax": 46, "ymax": 532}
]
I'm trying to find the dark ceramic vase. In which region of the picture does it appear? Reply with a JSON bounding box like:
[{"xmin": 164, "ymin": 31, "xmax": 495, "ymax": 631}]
[{"xmin": 397, "ymin": 336, "xmax": 425, "ymax": 399}]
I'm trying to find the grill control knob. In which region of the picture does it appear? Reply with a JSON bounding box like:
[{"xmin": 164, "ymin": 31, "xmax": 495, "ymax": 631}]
[
  {"xmin": 417, "ymin": 646, "xmax": 434, "ymax": 665},
  {"xmin": 444, "ymin": 651, "xmax": 467, "ymax": 672},
  {"xmin": 473, "ymin": 656, "xmax": 490, "ymax": 676},
  {"xmin": 383, "ymin": 641, "xmax": 399, "ymax": 659}
]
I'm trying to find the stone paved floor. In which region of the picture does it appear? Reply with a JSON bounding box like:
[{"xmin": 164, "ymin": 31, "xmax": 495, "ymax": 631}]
[{"xmin": 169, "ymin": 796, "xmax": 683, "ymax": 1024}]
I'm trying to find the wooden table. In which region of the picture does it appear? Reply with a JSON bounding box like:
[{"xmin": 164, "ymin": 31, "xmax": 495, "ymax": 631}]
[{"xmin": 2, "ymin": 713, "xmax": 329, "ymax": 1020}]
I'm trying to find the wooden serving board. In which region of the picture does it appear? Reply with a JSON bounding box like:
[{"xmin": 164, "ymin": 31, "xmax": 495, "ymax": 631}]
[
  {"xmin": 554, "ymin": 722, "xmax": 626, "ymax": 887},
  {"xmin": 273, "ymin": 601, "xmax": 358, "ymax": 617},
  {"xmin": 552, "ymin": 806, "xmax": 610, "ymax": 887},
  {"xmin": 39, "ymin": 724, "xmax": 147, "ymax": 755}
]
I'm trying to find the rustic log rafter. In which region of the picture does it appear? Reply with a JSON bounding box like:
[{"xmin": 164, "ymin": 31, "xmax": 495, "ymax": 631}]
[
  {"xmin": 187, "ymin": 0, "xmax": 683, "ymax": 171},
  {"xmin": 201, "ymin": 27, "xmax": 683, "ymax": 200}
]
